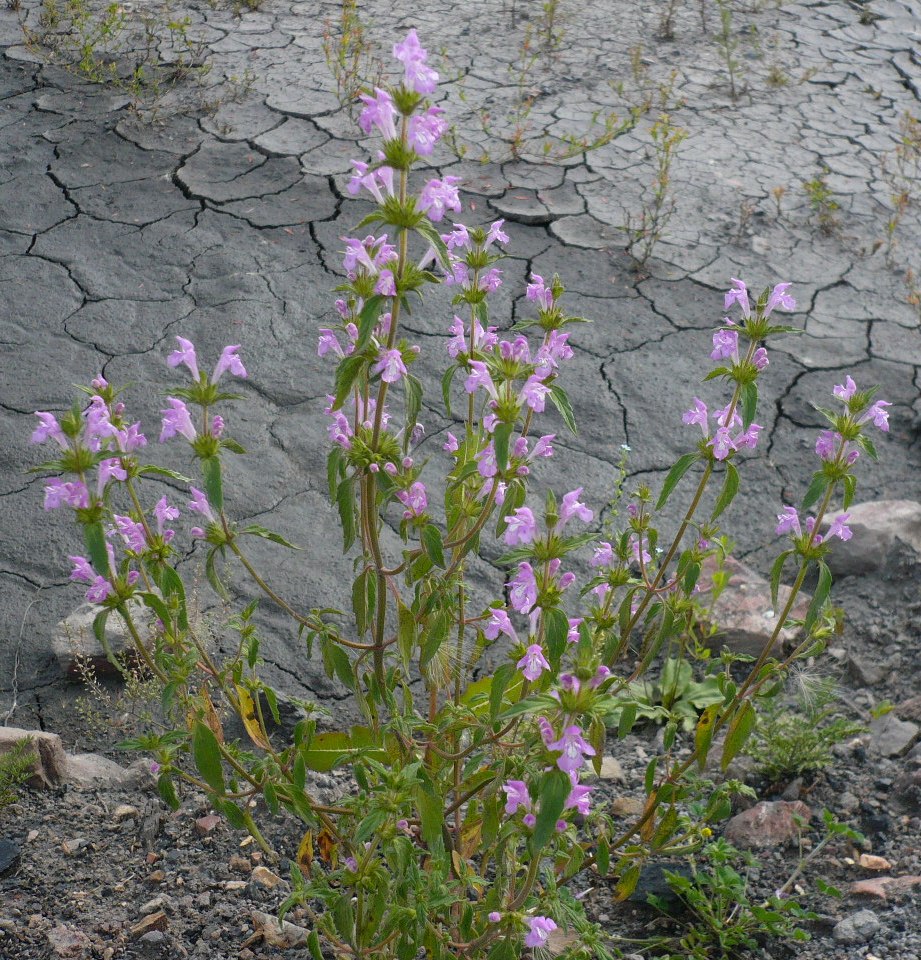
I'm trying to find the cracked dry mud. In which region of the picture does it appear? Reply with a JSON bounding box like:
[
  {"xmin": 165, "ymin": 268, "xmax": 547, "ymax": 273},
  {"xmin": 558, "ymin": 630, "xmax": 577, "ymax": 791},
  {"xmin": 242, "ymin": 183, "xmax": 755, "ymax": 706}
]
[{"xmin": 1, "ymin": 0, "xmax": 920, "ymax": 957}]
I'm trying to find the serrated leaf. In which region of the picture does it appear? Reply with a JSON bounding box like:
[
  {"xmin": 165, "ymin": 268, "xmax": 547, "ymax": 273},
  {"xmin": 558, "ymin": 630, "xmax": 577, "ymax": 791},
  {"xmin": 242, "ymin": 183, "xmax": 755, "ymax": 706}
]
[
  {"xmin": 614, "ymin": 863, "xmax": 640, "ymax": 901},
  {"xmin": 336, "ymin": 478, "xmax": 355, "ymax": 552},
  {"xmin": 544, "ymin": 607, "xmax": 569, "ymax": 665},
  {"xmin": 201, "ymin": 456, "xmax": 224, "ymax": 512},
  {"xmin": 353, "ymin": 294, "xmax": 386, "ymax": 353},
  {"xmin": 83, "ymin": 521, "xmax": 110, "ymax": 579},
  {"xmin": 711, "ymin": 463, "xmax": 739, "ymax": 521},
  {"xmin": 405, "ymin": 374, "xmax": 423, "ymax": 440},
  {"xmin": 441, "ymin": 364, "xmax": 458, "ymax": 417},
  {"xmin": 235, "ymin": 684, "xmax": 271, "ymax": 750},
  {"xmin": 548, "ymin": 384, "xmax": 577, "ymax": 434},
  {"xmin": 804, "ymin": 560, "xmax": 832, "ymax": 633},
  {"xmin": 220, "ymin": 437, "xmax": 247, "ymax": 455},
  {"xmin": 421, "ymin": 525, "xmax": 446, "ymax": 568},
  {"xmin": 801, "ymin": 471, "xmax": 827, "ymax": 511},
  {"xmin": 397, "ymin": 602, "xmax": 415, "ymax": 671},
  {"xmin": 530, "ymin": 768, "xmax": 571, "ymax": 854},
  {"xmin": 205, "ymin": 546, "xmax": 230, "ymax": 601},
  {"xmin": 327, "ymin": 446, "xmax": 343, "ymax": 500},
  {"xmin": 333, "ymin": 355, "xmax": 366, "ymax": 411},
  {"xmin": 192, "ymin": 720, "xmax": 225, "ymax": 793},
  {"xmin": 617, "ymin": 702, "xmax": 638, "ymax": 739},
  {"xmin": 656, "ymin": 453, "xmax": 700, "ymax": 510},
  {"xmin": 138, "ymin": 464, "xmax": 192, "ymax": 484},
  {"xmin": 721, "ymin": 700, "xmax": 756, "ymax": 771},
  {"xmin": 769, "ymin": 549, "xmax": 791, "ymax": 609},
  {"xmin": 299, "ymin": 727, "xmax": 386, "ymax": 772},
  {"xmin": 694, "ymin": 703, "xmax": 719, "ymax": 771},
  {"xmin": 740, "ymin": 382, "xmax": 758, "ymax": 430},
  {"xmin": 240, "ymin": 525, "xmax": 299, "ymax": 549},
  {"xmin": 493, "ymin": 421, "xmax": 513, "ymax": 472}
]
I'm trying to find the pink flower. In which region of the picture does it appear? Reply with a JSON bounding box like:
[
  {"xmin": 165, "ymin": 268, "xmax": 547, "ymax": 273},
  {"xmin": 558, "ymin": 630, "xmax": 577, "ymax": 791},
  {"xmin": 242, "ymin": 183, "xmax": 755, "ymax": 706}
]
[
  {"xmin": 502, "ymin": 780, "xmax": 531, "ymax": 815},
  {"xmin": 358, "ymin": 88, "xmax": 399, "ymax": 140},
  {"xmin": 560, "ymin": 488, "xmax": 593, "ymax": 526},
  {"xmin": 372, "ymin": 348, "xmax": 407, "ymax": 384},
  {"xmin": 159, "ymin": 398, "xmax": 196, "ymax": 443},
  {"xmin": 517, "ymin": 643, "xmax": 550, "ymax": 682},
  {"xmin": 565, "ymin": 781, "xmax": 593, "ymax": 815},
  {"xmin": 167, "ymin": 336, "xmax": 200, "ymax": 380},
  {"xmin": 546, "ymin": 725, "xmax": 595, "ymax": 774},
  {"xmin": 464, "ymin": 361, "xmax": 498, "ymax": 400},
  {"xmin": 504, "ymin": 507, "xmax": 537, "ymax": 546},
  {"xmin": 31, "ymin": 412, "xmax": 66, "ymax": 447},
  {"xmin": 591, "ymin": 542, "xmax": 614, "ymax": 568},
  {"xmin": 487, "ymin": 219, "xmax": 510, "ymax": 247},
  {"xmin": 397, "ymin": 481, "xmax": 427, "ymax": 519},
  {"xmin": 815, "ymin": 430, "xmax": 839, "ymax": 460},
  {"xmin": 710, "ymin": 329, "xmax": 738, "ymax": 361},
  {"xmin": 419, "ymin": 177, "xmax": 462, "ymax": 222},
  {"xmin": 97, "ymin": 458, "xmax": 127, "ymax": 494},
  {"xmin": 724, "ymin": 278, "xmax": 750, "ymax": 318},
  {"xmin": 526, "ymin": 274, "xmax": 554, "ymax": 310},
  {"xmin": 114, "ymin": 515, "xmax": 147, "ymax": 553},
  {"xmin": 213, "ymin": 345, "xmax": 247, "ymax": 381},
  {"xmin": 44, "ymin": 478, "xmax": 89, "ymax": 510},
  {"xmin": 765, "ymin": 282, "xmax": 796, "ymax": 316},
  {"xmin": 488, "ymin": 911, "xmax": 501, "ymax": 923},
  {"xmin": 752, "ymin": 347, "xmax": 769, "ymax": 371},
  {"xmin": 484, "ymin": 607, "xmax": 516, "ymax": 641},
  {"xmin": 443, "ymin": 432, "xmax": 459, "ymax": 453},
  {"xmin": 524, "ymin": 917, "xmax": 557, "ymax": 949},
  {"xmin": 188, "ymin": 487, "xmax": 215, "ymax": 523},
  {"xmin": 509, "ymin": 562, "xmax": 538, "ymax": 614},
  {"xmin": 69, "ymin": 555, "xmax": 96, "ymax": 583},
  {"xmin": 318, "ymin": 329, "xmax": 344, "ymax": 358},
  {"xmin": 860, "ymin": 400, "xmax": 891, "ymax": 432},
  {"xmin": 407, "ymin": 106, "xmax": 446, "ymax": 155},
  {"xmin": 519, "ymin": 376, "xmax": 549, "ymax": 413},
  {"xmin": 775, "ymin": 505, "xmax": 801, "ymax": 537},
  {"xmin": 476, "ymin": 441, "xmax": 498, "ymax": 479},
  {"xmin": 708, "ymin": 427, "xmax": 736, "ymax": 461},
  {"xmin": 567, "ymin": 618, "xmax": 582, "ymax": 644},
  {"xmin": 827, "ymin": 513, "xmax": 852, "ymax": 541},
  {"xmin": 393, "ymin": 29, "xmax": 438, "ymax": 94},
  {"xmin": 833, "ymin": 375, "xmax": 857, "ymax": 402},
  {"xmin": 734, "ymin": 423, "xmax": 762, "ymax": 450},
  {"xmin": 682, "ymin": 397, "xmax": 709, "ymax": 436}
]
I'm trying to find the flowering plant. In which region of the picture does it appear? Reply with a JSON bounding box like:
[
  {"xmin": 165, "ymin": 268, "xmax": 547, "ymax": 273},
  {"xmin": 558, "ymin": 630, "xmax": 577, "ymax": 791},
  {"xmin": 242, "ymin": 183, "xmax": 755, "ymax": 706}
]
[{"xmin": 30, "ymin": 30, "xmax": 890, "ymax": 960}]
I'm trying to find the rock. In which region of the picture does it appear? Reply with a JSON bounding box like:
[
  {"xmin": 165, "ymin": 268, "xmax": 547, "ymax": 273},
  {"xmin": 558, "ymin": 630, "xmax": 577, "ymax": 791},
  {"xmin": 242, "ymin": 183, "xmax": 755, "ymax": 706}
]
[
  {"xmin": 598, "ymin": 757, "xmax": 626, "ymax": 783},
  {"xmin": 850, "ymin": 876, "xmax": 921, "ymax": 900},
  {"xmin": 0, "ymin": 727, "xmax": 67, "ymax": 788},
  {"xmin": 251, "ymin": 866, "xmax": 283, "ymax": 890},
  {"xmin": 869, "ymin": 714, "xmax": 920, "ymax": 757},
  {"xmin": 114, "ymin": 804, "xmax": 139, "ymax": 821},
  {"xmin": 822, "ymin": 500, "xmax": 921, "ymax": 577},
  {"xmin": 723, "ymin": 801, "xmax": 811, "ymax": 849},
  {"xmin": 832, "ymin": 909, "xmax": 880, "ymax": 944},
  {"xmin": 629, "ymin": 861, "xmax": 693, "ymax": 912},
  {"xmin": 130, "ymin": 911, "xmax": 168, "ymax": 938},
  {"xmin": 546, "ymin": 926, "xmax": 579, "ymax": 954},
  {"xmin": 858, "ymin": 854, "xmax": 892, "ymax": 871},
  {"xmin": 225, "ymin": 880, "xmax": 248, "ymax": 891},
  {"xmin": 47, "ymin": 924, "xmax": 92, "ymax": 957},
  {"xmin": 67, "ymin": 752, "xmax": 137, "ymax": 789},
  {"xmin": 892, "ymin": 760, "xmax": 921, "ymax": 814},
  {"xmin": 194, "ymin": 814, "xmax": 221, "ymax": 836},
  {"xmin": 848, "ymin": 655, "xmax": 888, "ymax": 686},
  {"xmin": 229, "ymin": 854, "xmax": 252, "ymax": 874},
  {"xmin": 146, "ymin": 870, "xmax": 166, "ymax": 886},
  {"xmin": 698, "ymin": 556, "xmax": 809, "ymax": 656},
  {"xmin": 0, "ymin": 838, "xmax": 21, "ymax": 876},
  {"xmin": 898, "ymin": 695, "xmax": 921, "ymax": 724},
  {"xmin": 52, "ymin": 601, "xmax": 151, "ymax": 678},
  {"xmin": 139, "ymin": 897, "xmax": 166, "ymax": 916},
  {"xmin": 611, "ymin": 797, "xmax": 645, "ymax": 818},
  {"xmin": 62, "ymin": 838, "xmax": 89, "ymax": 856},
  {"xmin": 139, "ymin": 931, "xmax": 166, "ymax": 945},
  {"xmin": 250, "ymin": 910, "xmax": 310, "ymax": 948}
]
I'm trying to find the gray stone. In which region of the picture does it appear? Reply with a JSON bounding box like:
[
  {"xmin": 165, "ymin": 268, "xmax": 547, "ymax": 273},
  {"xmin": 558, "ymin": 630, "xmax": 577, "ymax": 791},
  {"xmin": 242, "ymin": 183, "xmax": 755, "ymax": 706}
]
[
  {"xmin": 870, "ymin": 713, "xmax": 920, "ymax": 758},
  {"xmin": 177, "ymin": 142, "xmax": 302, "ymax": 202},
  {"xmin": 52, "ymin": 602, "xmax": 151, "ymax": 679},
  {"xmin": 66, "ymin": 753, "xmax": 138, "ymax": 789},
  {"xmin": 832, "ymin": 909, "xmax": 881, "ymax": 944},
  {"xmin": 723, "ymin": 800, "xmax": 811, "ymax": 849},
  {"xmin": 489, "ymin": 188, "xmax": 551, "ymax": 225},
  {"xmin": 254, "ymin": 118, "xmax": 328, "ymax": 156},
  {"xmin": 0, "ymin": 727, "xmax": 66, "ymax": 788},
  {"xmin": 824, "ymin": 500, "xmax": 921, "ymax": 576}
]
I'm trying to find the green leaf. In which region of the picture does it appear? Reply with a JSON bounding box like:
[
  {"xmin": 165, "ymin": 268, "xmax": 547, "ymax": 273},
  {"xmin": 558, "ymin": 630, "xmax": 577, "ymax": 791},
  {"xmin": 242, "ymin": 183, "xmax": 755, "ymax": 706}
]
[
  {"xmin": 414, "ymin": 784, "xmax": 444, "ymax": 848},
  {"xmin": 711, "ymin": 462, "xmax": 739, "ymax": 521},
  {"xmin": 83, "ymin": 521, "xmax": 110, "ymax": 578},
  {"xmin": 529, "ymin": 768, "xmax": 571, "ymax": 854},
  {"xmin": 415, "ymin": 221, "xmax": 451, "ymax": 269},
  {"xmin": 156, "ymin": 774, "xmax": 179, "ymax": 809},
  {"xmin": 769, "ymin": 549, "xmax": 791, "ymax": 609},
  {"xmin": 355, "ymin": 809, "xmax": 389, "ymax": 843},
  {"xmin": 192, "ymin": 721, "xmax": 225, "ymax": 793},
  {"xmin": 421, "ymin": 525, "xmax": 446, "ymax": 568},
  {"xmin": 493, "ymin": 421, "xmax": 513, "ymax": 472},
  {"xmin": 804, "ymin": 560, "xmax": 832, "ymax": 633},
  {"xmin": 615, "ymin": 863, "xmax": 640, "ymax": 901},
  {"xmin": 336, "ymin": 478, "xmax": 355, "ymax": 552},
  {"xmin": 92, "ymin": 609, "xmax": 113, "ymax": 663},
  {"xmin": 156, "ymin": 565, "xmax": 188, "ymax": 630},
  {"xmin": 740, "ymin": 382, "xmax": 758, "ymax": 430},
  {"xmin": 201, "ymin": 456, "xmax": 223, "ymax": 512},
  {"xmin": 352, "ymin": 569, "xmax": 371, "ymax": 635},
  {"xmin": 596, "ymin": 834, "xmax": 610, "ymax": 876},
  {"xmin": 694, "ymin": 703, "xmax": 719, "ymax": 771},
  {"xmin": 240, "ymin": 525, "xmax": 299, "ymax": 549},
  {"xmin": 548, "ymin": 384, "xmax": 577, "ymax": 434},
  {"xmin": 299, "ymin": 727, "xmax": 387, "ymax": 772},
  {"xmin": 544, "ymin": 608, "xmax": 569, "ymax": 665},
  {"xmin": 721, "ymin": 700, "xmax": 756, "ymax": 771},
  {"xmin": 327, "ymin": 446, "xmax": 343, "ymax": 500},
  {"xmin": 617, "ymin": 702, "xmax": 638, "ymax": 739},
  {"xmin": 205, "ymin": 546, "xmax": 229, "ymax": 601},
  {"xmin": 333, "ymin": 355, "xmax": 366, "ymax": 411},
  {"xmin": 842, "ymin": 473, "xmax": 857, "ymax": 511},
  {"xmin": 138, "ymin": 464, "xmax": 192, "ymax": 484},
  {"xmin": 398, "ymin": 602, "xmax": 415, "ymax": 671},
  {"xmin": 801, "ymin": 471, "xmax": 827, "ymax": 512},
  {"xmin": 656, "ymin": 453, "xmax": 700, "ymax": 510},
  {"xmin": 419, "ymin": 607, "xmax": 450, "ymax": 669},
  {"xmin": 489, "ymin": 663, "xmax": 515, "ymax": 722},
  {"xmin": 354, "ymin": 294, "xmax": 386, "ymax": 353},
  {"xmin": 405, "ymin": 374, "xmax": 423, "ymax": 440},
  {"xmin": 441, "ymin": 364, "xmax": 457, "ymax": 417},
  {"xmin": 137, "ymin": 592, "xmax": 171, "ymax": 631},
  {"xmin": 308, "ymin": 931, "xmax": 324, "ymax": 960}
]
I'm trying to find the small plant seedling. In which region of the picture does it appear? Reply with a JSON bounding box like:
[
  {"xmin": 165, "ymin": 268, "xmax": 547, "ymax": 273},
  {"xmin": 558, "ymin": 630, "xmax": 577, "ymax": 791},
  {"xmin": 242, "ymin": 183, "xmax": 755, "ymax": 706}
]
[
  {"xmin": 747, "ymin": 675, "xmax": 865, "ymax": 782},
  {"xmin": 802, "ymin": 169, "xmax": 840, "ymax": 234},
  {"xmin": 0, "ymin": 739, "xmax": 34, "ymax": 812}
]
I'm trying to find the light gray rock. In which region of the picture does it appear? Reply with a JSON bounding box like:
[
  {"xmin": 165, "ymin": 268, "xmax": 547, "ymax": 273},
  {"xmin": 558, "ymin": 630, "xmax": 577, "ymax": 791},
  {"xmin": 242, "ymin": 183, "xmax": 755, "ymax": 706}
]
[
  {"xmin": 870, "ymin": 713, "xmax": 921, "ymax": 758},
  {"xmin": 832, "ymin": 909, "xmax": 881, "ymax": 944},
  {"xmin": 0, "ymin": 727, "xmax": 67, "ymax": 789},
  {"xmin": 823, "ymin": 500, "xmax": 921, "ymax": 577},
  {"xmin": 52, "ymin": 603, "xmax": 147, "ymax": 679},
  {"xmin": 723, "ymin": 800, "xmax": 811, "ymax": 849}
]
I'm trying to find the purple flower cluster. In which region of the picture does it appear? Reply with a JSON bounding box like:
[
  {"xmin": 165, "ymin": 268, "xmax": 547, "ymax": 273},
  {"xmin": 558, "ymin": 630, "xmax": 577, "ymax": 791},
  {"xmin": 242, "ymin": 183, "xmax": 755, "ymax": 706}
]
[{"xmin": 681, "ymin": 397, "xmax": 762, "ymax": 461}]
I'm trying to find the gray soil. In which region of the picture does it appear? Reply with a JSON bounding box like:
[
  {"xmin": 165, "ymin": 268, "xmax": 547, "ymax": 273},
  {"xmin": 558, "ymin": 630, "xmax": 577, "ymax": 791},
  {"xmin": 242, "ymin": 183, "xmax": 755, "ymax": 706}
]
[{"xmin": 1, "ymin": 0, "xmax": 920, "ymax": 956}]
